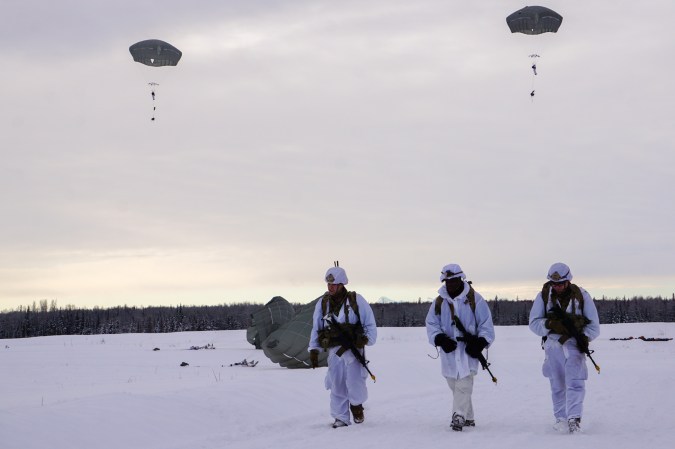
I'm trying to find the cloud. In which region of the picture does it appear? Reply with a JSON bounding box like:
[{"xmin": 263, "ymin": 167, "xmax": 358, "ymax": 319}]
[{"xmin": 1, "ymin": 1, "xmax": 674, "ymax": 309}]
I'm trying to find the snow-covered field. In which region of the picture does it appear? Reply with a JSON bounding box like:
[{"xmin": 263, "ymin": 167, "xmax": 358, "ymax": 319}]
[{"xmin": 1, "ymin": 323, "xmax": 673, "ymax": 449}]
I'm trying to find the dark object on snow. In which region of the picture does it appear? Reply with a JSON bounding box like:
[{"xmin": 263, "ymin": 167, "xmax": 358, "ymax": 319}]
[
  {"xmin": 153, "ymin": 347, "xmax": 160, "ymax": 351},
  {"xmin": 189, "ymin": 343, "xmax": 215, "ymax": 350},
  {"xmin": 229, "ymin": 359, "xmax": 259, "ymax": 367},
  {"xmin": 638, "ymin": 336, "xmax": 672, "ymax": 341},
  {"xmin": 246, "ymin": 296, "xmax": 296, "ymax": 349},
  {"xmin": 180, "ymin": 362, "xmax": 189, "ymax": 367},
  {"xmin": 506, "ymin": 6, "xmax": 563, "ymax": 35},
  {"xmin": 610, "ymin": 336, "xmax": 672, "ymax": 342}
]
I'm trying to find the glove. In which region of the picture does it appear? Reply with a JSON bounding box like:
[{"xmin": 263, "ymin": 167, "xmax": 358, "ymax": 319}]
[
  {"xmin": 309, "ymin": 349, "xmax": 319, "ymax": 368},
  {"xmin": 577, "ymin": 335, "xmax": 590, "ymax": 353},
  {"xmin": 465, "ymin": 337, "xmax": 488, "ymax": 358},
  {"xmin": 545, "ymin": 318, "xmax": 568, "ymax": 336},
  {"xmin": 355, "ymin": 334, "xmax": 369, "ymax": 349},
  {"xmin": 434, "ymin": 333, "xmax": 457, "ymax": 353}
]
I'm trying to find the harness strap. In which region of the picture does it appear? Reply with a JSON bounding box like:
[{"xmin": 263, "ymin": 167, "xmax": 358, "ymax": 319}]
[{"xmin": 321, "ymin": 291, "xmax": 361, "ymax": 322}]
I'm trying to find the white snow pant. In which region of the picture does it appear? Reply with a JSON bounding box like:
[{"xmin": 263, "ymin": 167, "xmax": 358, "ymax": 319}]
[
  {"xmin": 325, "ymin": 350, "xmax": 368, "ymax": 424},
  {"xmin": 445, "ymin": 374, "xmax": 475, "ymax": 420},
  {"xmin": 542, "ymin": 339, "xmax": 588, "ymax": 420}
]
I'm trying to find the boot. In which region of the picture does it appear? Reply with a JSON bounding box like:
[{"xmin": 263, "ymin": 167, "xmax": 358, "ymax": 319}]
[
  {"xmin": 568, "ymin": 417, "xmax": 581, "ymax": 433},
  {"xmin": 553, "ymin": 418, "xmax": 567, "ymax": 432},
  {"xmin": 451, "ymin": 413, "xmax": 465, "ymax": 431},
  {"xmin": 332, "ymin": 419, "xmax": 348, "ymax": 429},
  {"xmin": 350, "ymin": 404, "xmax": 364, "ymax": 424}
]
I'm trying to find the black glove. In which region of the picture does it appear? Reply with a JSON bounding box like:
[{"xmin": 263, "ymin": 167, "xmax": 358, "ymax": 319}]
[
  {"xmin": 434, "ymin": 333, "xmax": 457, "ymax": 353},
  {"xmin": 545, "ymin": 318, "xmax": 568, "ymax": 335},
  {"xmin": 355, "ymin": 334, "xmax": 369, "ymax": 349},
  {"xmin": 465, "ymin": 337, "xmax": 488, "ymax": 358},
  {"xmin": 309, "ymin": 349, "xmax": 319, "ymax": 368}
]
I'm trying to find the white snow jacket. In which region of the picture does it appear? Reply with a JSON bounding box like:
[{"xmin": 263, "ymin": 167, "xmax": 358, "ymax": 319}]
[
  {"xmin": 425, "ymin": 282, "xmax": 495, "ymax": 379},
  {"xmin": 308, "ymin": 292, "xmax": 378, "ymax": 358},
  {"xmin": 528, "ymin": 285, "xmax": 600, "ymax": 342}
]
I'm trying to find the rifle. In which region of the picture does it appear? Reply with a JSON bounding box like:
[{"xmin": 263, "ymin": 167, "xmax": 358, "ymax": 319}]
[
  {"xmin": 548, "ymin": 305, "xmax": 601, "ymax": 374},
  {"xmin": 452, "ymin": 316, "xmax": 497, "ymax": 384},
  {"xmin": 327, "ymin": 314, "xmax": 376, "ymax": 382}
]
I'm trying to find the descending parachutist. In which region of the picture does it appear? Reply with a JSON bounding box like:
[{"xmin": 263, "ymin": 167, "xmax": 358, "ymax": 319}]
[
  {"xmin": 531, "ymin": 64, "xmax": 537, "ymax": 76},
  {"xmin": 530, "ymin": 90, "xmax": 535, "ymax": 97},
  {"xmin": 130, "ymin": 40, "xmax": 180, "ymax": 122},
  {"xmin": 148, "ymin": 82, "xmax": 159, "ymax": 122}
]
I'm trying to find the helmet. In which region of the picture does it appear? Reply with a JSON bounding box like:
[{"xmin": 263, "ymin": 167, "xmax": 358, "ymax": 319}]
[
  {"xmin": 547, "ymin": 262, "xmax": 573, "ymax": 283},
  {"xmin": 439, "ymin": 263, "xmax": 466, "ymax": 282},
  {"xmin": 325, "ymin": 266, "xmax": 348, "ymax": 285}
]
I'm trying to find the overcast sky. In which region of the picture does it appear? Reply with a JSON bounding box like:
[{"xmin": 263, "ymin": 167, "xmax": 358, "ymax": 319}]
[{"xmin": 2, "ymin": 0, "xmax": 673, "ymax": 310}]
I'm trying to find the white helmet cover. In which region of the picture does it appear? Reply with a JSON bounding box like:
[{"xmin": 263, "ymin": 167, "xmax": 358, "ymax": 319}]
[
  {"xmin": 440, "ymin": 263, "xmax": 466, "ymax": 282},
  {"xmin": 325, "ymin": 266, "xmax": 348, "ymax": 285},
  {"xmin": 547, "ymin": 262, "xmax": 573, "ymax": 283}
]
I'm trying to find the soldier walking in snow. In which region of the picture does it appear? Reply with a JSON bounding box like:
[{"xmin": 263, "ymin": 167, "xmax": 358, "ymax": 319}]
[
  {"xmin": 425, "ymin": 263, "xmax": 495, "ymax": 431},
  {"xmin": 528, "ymin": 262, "xmax": 600, "ymax": 433},
  {"xmin": 309, "ymin": 264, "xmax": 378, "ymax": 428}
]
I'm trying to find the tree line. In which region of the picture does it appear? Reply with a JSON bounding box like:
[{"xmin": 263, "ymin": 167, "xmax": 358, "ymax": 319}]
[{"xmin": 1, "ymin": 296, "xmax": 674, "ymax": 339}]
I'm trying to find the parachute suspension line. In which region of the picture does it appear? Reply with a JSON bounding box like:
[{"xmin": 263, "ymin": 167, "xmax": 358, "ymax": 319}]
[
  {"xmin": 281, "ymin": 353, "xmax": 311, "ymax": 367},
  {"xmin": 149, "ymin": 82, "xmax": 159, "ymax": 121}
]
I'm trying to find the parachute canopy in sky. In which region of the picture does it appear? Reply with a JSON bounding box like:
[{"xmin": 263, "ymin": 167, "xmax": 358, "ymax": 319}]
[
  {"xmin": 506, "ymin": 6, "xmax": 563, "ymax": 35},
  {"xmin": 129, "ymin": 39, "xmax": 182, "ymax": 67},
  {"xmin": 246, "ymin": 296, "xmax": 296, "ymax": 349}
]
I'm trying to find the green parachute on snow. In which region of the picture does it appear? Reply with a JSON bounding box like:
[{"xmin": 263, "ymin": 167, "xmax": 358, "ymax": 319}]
[
  {"xmin": 247, "ymin": 296, "xmax": 328, "ymax": 369},
  {"xmin": 262, "ymin": 296, "xmax": 328, "ymax": 369},
  {"xmin": 246, "ymin": 296, "xmax": 296, "ymax": 349}
]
